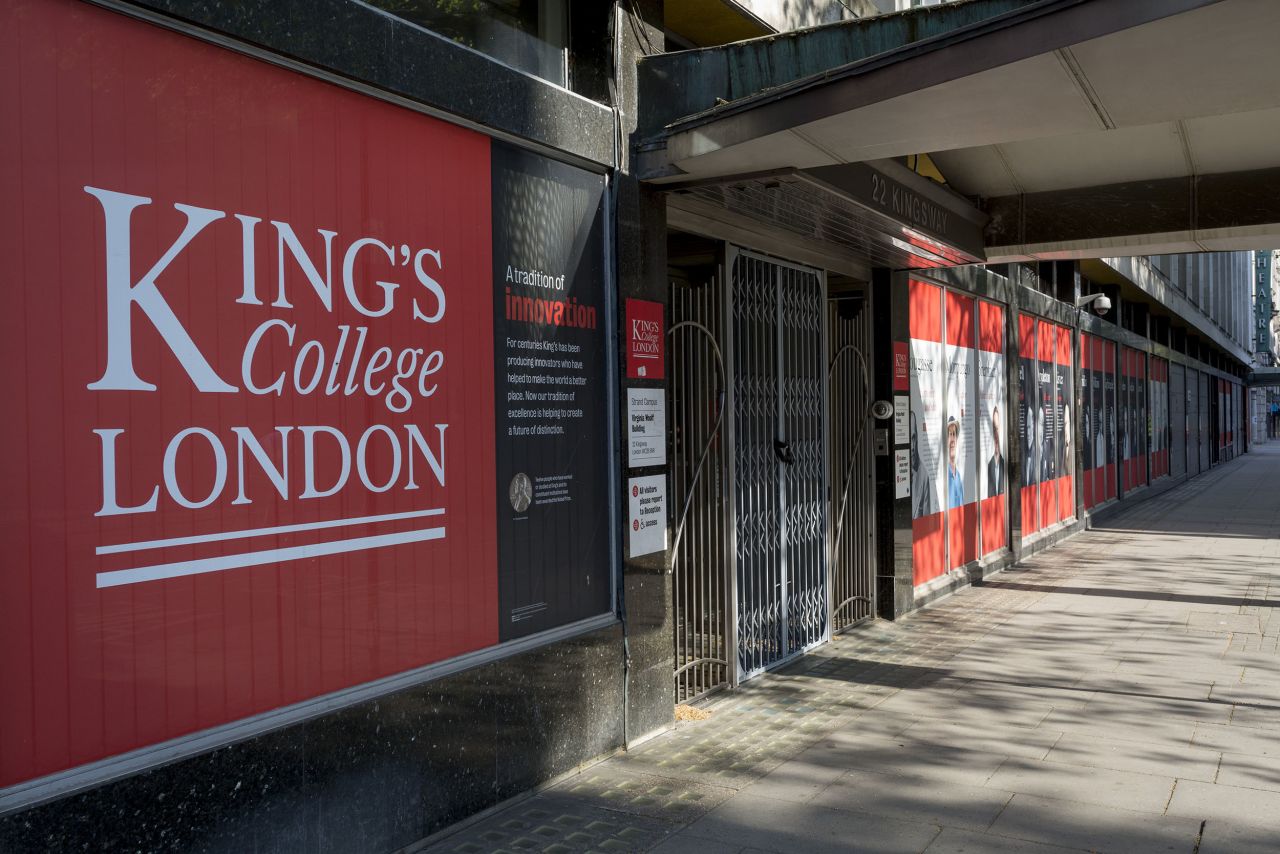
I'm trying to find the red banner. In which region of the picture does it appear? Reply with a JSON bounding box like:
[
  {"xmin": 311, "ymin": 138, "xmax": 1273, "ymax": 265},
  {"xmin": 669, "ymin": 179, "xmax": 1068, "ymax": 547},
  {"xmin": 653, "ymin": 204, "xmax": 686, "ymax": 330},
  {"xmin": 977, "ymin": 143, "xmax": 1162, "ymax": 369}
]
[
  {"xmin": 1017, "ymin": 314, "xmax": 1039, "ymax": 537},
  {"xmin": 977, "ymin": 302, "xmax": 1007, "ymax": 557},
  {"xmin": 945, "ymin": 292, "xmax": 977, "ymax": 570},
  {"xmin": 1082, "ymin": 334, "xmax": 1094, "ymax": 509},
  {"xmin": 1151, "ymin": 357, "xmax": 1167, "ymax": 478},
  {"xmin": 909, "ymin": 280, "xmax": 945, "ymax": 585},
  {"xmin": 1, "ymin": 0, "xmax": 507, "ymax": 788},
  {"xmin": 1136, "ymin": 354, "xmax": 1148, "ymax": 486},
  {"xmin": 1037, "ymin": 320, "xmax": 1057, "ymax": 531},
  {"xmin": 1123, "ymin": 348, "xmax": 1133, "ymax": 490},
  {"xmin": 1055, "ymin": 325, "xmax": 1074, "ymax": 523},
  {"xmin": 1104, "ymin": 341, "xmax": 1117, "ymax": 500}
]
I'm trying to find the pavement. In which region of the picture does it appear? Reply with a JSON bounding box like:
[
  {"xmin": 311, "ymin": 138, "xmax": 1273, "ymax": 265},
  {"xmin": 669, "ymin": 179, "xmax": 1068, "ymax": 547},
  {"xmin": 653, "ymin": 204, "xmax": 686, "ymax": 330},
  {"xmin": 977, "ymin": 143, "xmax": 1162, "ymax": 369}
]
[{"xmin": 420, "ymin": 445, "xmax": 1280, "ymax": 854}]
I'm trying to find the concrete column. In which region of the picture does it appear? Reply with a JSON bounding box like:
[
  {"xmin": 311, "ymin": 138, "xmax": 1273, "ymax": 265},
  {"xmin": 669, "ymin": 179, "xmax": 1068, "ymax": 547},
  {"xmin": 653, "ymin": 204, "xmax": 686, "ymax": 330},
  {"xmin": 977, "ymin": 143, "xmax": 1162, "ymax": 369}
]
[
  {"xmin": 875, "ymin": 267, "xmax": 914, "ymax": 617},
  {"xmin": 616, "ymin": 0, "xmax": 674, "ymax": 744}
]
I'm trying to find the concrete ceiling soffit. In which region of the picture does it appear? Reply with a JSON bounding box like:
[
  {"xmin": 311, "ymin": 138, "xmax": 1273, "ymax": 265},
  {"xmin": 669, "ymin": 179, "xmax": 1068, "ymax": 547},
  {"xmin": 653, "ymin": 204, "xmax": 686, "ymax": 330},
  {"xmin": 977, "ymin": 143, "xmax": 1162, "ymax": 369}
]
[
  {"xmin": 664, "ymin": 0, "xmax": 772, "ymax": 49},
  {"xmin": 639, "ymin": 0, "xmax": 1226, "ymax": 183},
  {"xmin": 984, "ymin": 166, "xmax": 1280, "ymax": 262}
]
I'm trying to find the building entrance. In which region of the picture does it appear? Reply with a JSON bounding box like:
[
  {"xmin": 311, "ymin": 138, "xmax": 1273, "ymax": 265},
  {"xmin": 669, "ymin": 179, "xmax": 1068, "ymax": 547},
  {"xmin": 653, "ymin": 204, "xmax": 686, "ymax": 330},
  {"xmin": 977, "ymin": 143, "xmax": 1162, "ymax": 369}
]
[
  {"xmin": 669, "ymin": 240, "xmax": 873, "ymax": 700},
  {"xmin": 727, "ymin": 247, "xmax": 829, "ymax": 678}
]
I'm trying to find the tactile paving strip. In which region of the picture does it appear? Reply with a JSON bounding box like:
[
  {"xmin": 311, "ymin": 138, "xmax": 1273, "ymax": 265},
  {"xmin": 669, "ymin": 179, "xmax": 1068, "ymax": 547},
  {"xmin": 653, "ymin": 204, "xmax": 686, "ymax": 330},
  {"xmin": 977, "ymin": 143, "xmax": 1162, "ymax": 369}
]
[{"xmin": 423, "ymin": 799, "xmax": 676, "ymax": 854}]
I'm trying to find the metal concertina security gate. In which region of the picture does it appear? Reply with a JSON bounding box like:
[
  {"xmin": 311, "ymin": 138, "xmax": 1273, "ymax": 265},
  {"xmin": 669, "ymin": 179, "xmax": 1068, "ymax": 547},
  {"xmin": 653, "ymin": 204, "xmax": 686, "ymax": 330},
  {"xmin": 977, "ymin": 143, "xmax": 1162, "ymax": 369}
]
[{"xmin": 670, "ymin": 245, "xmax": 874, "ymax": 701}]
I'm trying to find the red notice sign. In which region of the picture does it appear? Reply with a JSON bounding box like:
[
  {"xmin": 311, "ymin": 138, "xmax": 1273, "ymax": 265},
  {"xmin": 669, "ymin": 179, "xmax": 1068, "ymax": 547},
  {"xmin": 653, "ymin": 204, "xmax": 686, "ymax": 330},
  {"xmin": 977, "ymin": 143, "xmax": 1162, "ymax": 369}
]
[
  {"xmin": 893, "ymin": 342, "xmax": 910, "ymax": 391},
  {"xmin": 626, "ymin": 299, "xmax": 665, "ymax": 380}
]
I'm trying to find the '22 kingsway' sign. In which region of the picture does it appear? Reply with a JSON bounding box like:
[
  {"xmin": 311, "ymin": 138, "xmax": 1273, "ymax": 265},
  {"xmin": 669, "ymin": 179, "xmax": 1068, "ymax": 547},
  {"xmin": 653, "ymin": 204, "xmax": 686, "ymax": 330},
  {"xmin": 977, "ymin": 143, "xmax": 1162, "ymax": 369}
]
[{"xmin": 0, "ymin": 0, "xmax": 609, "ymax": 789}]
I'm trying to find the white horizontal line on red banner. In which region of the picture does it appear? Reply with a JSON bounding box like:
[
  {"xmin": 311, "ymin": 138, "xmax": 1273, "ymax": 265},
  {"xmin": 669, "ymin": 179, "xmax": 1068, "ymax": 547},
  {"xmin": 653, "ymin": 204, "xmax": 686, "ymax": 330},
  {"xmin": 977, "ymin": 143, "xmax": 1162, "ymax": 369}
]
[
  {"xmin": 95, "ymin": 526, "xmax": 447, "ymax": 589},
  {"xmin": 96, "ymin": 507, "xmax": 446, "ymax": 556}
]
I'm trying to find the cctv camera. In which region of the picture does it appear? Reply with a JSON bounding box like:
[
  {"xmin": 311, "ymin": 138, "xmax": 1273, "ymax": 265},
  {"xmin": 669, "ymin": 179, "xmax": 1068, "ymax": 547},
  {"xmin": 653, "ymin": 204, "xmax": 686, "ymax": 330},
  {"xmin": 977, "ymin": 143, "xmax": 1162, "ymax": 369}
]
[
  {"xmin": 1074, "ymin": 293, "xmax": 1113, "ymax": 316},
  {"xmin": 870, "ymin": 400, "xmax": 894, "ymax": 420}
]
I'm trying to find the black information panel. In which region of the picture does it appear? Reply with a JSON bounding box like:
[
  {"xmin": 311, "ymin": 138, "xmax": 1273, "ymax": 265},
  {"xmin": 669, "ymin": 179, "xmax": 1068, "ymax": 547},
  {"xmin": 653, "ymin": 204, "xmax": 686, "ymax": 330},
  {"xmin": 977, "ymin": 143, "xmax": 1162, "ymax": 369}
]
[
  {"xmin": 1039, "ymin": 356, "xmax": 1056, "ymax": 484},
  {"xmin": 1138, "ymin": 368, "xmax": 1147, "ymax": 463},
  {"xmin": 1019, "ymin": 355, "xmax": 1037, "ymax": 490},
  {"xmin": 1104, "ymin": 367, "xmax": 1116, "ymax": 469},
  {"xmin": 1120, "ymin": 369, "xmax": 1130, "ymax": 462},
  {"xmin": 1082, "ymin": 359, "xmax": 1094, "ymax": 473},
  {"xmin": 491, "ymin": 142, "xmax": 611, "ymax": 641},
  {"xmin": 1092, "ymin": 355, "xmax": 1103, "ymax": 469}
]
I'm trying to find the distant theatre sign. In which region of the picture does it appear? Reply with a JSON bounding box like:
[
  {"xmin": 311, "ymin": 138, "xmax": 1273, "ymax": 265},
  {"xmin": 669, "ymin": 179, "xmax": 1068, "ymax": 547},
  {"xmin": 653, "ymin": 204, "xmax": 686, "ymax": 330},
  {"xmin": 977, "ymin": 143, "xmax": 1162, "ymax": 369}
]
[{"xmin": 0, "ymin": 0, "xmax": 611, "ymax": 790}]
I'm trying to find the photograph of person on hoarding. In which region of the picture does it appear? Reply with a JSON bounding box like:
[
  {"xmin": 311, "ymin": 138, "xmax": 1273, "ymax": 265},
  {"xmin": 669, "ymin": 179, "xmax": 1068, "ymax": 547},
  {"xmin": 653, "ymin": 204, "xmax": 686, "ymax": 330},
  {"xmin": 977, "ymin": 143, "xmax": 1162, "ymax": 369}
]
[
  {"xmin": 947, "ymin": 414, "xmax": 963, "ymax": 509},
  {"xmin": 988, "ymin": 406, "xmax": 1005, "ymax": 497}
]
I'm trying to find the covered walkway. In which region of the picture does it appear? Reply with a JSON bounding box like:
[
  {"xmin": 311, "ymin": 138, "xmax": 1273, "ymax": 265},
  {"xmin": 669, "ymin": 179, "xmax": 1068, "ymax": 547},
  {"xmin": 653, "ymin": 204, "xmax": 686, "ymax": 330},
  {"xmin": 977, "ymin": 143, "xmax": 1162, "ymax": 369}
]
[{"xmin": 425, "ymin": 447, "xmax": 1280, "ymax": 854}]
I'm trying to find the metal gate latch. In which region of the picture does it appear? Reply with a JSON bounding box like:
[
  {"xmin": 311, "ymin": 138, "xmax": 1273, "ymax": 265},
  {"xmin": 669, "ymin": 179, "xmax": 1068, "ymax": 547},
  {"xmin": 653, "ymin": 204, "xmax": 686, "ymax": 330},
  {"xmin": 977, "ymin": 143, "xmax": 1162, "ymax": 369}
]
[{"xmin": 774, "ymin": 438, "xmax": 795, "ymax": 465}]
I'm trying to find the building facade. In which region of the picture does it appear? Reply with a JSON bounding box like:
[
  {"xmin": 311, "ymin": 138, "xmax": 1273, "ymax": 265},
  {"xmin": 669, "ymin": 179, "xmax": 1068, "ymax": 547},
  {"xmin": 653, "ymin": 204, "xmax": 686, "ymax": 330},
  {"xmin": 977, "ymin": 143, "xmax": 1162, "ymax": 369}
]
[{"xmin": 1250, "ymin": 250, "xmax": 1279, "ymax": 442}]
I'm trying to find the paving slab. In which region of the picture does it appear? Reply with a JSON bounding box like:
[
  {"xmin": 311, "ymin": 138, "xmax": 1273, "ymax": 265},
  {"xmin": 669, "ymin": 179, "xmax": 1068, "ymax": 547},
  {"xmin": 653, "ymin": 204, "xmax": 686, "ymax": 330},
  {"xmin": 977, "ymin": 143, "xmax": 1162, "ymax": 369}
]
[
  {"xmin": 983, "ymin": 757, "xmax": 1176, "ymax": 814},
  {"xmin": 1072, "ymin": 670, "xmax": 1217, "ymax": 703},
  {"xmin": 679, "ymin": 793, "xmax": 943, "ymax": 854},
  {"xmin": 873, "ymin": 691, "xmax": 1056, "ymax": 729},
  {"xmin": 1118, "ymin": 633, "xmax": 1234, "ymax": 656},
  {"xmin": 1191, "ymin": 722, "xmax": 1280, "ymax": 756},
  {"xmin": 1074, "ymin": 692, "xmax": 1235, "ymax": 728},
  {"xmin": 988, "ymin": 794, "xmax": 1203, "ymax": 854},
  {"xmin": 1203, "ymin": 681, "xmax": 1280, "ymax": 706},
  {"xmin": 1166, "ymin": 778, "xmax": 1280, "ymax": 828},
  {"xmin": 810, "ymin": 768, "xmax": 1014, "ymax": 831},
  {"xmin": 421, "ymin": 796, "xmax": 679, "ymax": 854},
  {"xmin": 1225, "ymin": 704, "xmax": 1280, "ymax": 731},
  {"xmin": 553, "ymin": 767, "xmax": 736, "ymax": 824},
  {"xmin": 1217, "ymin": 650, "xmax": 1280, "ymax": 672},
  {"xmin": 922, "ymin": 827, "xmax": 1085, "ymax": 854},
  {"xmin": 1044, "ymin": 732, "xmax": 1222, "ymax": 783},
  {"xmin": 1112, "ymin": 657, "xmax": 1247, "ymax": 681},
  {"xmin": 647, "ymin": 838, "xmax": 748, "ymax": 854},
  {"xmin": 1239, "ymin": 666, "xmax": 1280, "ymax": 687},
  {"xmin": 794, "ymin": 737, "xmax": 1011, "ymax": 788},
  {"xmin": 825, "ymin": 708, "xmax": 924, "ymax": 741},
  {"xmin": 937, "ymin": 676, "xmax": 1098, "ymax": 712},
  {"xmin": 1197, "ymin": 820, "xmax": 1280, "ymax": 854},
  {"xmin": 735, "ymin": 755, "xmax": 849, "ymax": 804},
  {"xmin": 1037, "ymin": 707, "xmax": 1200, "ymax": 748},
  {"xmin": 1188, "ymin": 612, "xmax": 1265, "ymax": 634},
  {"xmin": 895, "ymin": 719, "xmax": 1065, "ymax": 761},
  {"xmin": 1215, "ymin": 751, "xmax": 1280, "ymax": 791}
]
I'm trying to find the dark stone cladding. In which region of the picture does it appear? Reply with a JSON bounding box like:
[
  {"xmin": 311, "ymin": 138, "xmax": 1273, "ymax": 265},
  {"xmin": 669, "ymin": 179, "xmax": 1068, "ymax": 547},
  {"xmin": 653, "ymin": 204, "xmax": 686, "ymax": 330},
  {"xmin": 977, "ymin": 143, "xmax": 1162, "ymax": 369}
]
[
  {"xmin": 0, "ymin": 621, "xmax": 625, "ymax": 852},
  {"xmin": 105, "ymin": 0, "xmax": 616, "ymax": 168}
]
